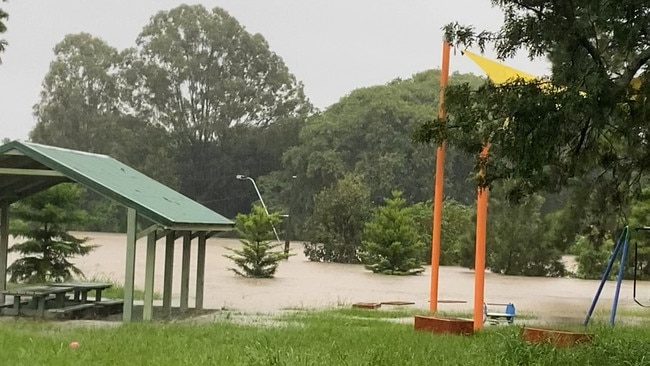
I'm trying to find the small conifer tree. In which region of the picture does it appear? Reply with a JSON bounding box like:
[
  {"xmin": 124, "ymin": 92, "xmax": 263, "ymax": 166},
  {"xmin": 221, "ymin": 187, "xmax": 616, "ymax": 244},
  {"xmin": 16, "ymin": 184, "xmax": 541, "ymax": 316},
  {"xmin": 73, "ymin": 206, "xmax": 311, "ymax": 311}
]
[
  {"xmin": 224, "ymin": 204, "xmax": 290, "ymax": 278},
  {"xmin": 8, "ymin": 184, "xmax": 94, "ymax": 283},
  {"xmin": 362, "ymin": 191, "xmax": 425, "ymax": 275}
]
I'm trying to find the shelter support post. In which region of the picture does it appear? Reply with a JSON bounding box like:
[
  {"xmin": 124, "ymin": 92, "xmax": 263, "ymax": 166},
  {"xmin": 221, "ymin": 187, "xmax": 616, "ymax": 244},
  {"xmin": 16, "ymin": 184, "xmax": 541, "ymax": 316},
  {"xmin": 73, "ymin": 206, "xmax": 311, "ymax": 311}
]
[
  {"xmin": 143, "ymin": 231, "xmax": 157, "ymax": 321},
  {"xmin": 123, "ymin": 208, "xmax": 137, "ymax": 322},
  {"xmin": 180, "ymin": 232, "xmax": 191, "ymax": 312},
  {"xmin": 473, "ymin": 145, "xmax": 490, "ymax": 330},
  {"xmin": 195, "ymin": 232, "xmax": 206, "ymax": 310},
  {"xmin": 162, "ymin": 231, "xmax": 175, "ymax": 316},
  {"xmin": 0, "ymin": 203, "xmax": 8, "ymax": 305}
]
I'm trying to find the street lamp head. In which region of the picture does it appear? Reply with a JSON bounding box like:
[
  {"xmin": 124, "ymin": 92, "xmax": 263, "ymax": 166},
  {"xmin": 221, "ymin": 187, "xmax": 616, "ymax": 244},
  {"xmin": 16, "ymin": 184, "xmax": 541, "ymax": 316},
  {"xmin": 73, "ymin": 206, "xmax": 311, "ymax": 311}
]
[{"xmin": 236, "ymin": 174, "xmax": 247, "ymax": 180}]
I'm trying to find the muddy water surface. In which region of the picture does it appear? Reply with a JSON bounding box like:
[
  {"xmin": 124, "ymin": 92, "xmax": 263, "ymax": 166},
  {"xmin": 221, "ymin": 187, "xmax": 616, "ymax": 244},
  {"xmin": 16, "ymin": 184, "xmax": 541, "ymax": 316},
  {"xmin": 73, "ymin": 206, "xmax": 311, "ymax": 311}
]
[{"xmin": 7, "ymin": 232, "xmax": 650, "ymax": 321}]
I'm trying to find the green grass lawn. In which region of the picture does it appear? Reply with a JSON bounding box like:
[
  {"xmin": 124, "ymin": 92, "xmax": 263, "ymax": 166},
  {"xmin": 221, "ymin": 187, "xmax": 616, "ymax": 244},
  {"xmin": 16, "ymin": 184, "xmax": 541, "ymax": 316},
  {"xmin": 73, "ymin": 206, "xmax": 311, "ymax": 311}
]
[{"xmin": 1, "ymin": 308, "xmax": 650, "ymax": 365}]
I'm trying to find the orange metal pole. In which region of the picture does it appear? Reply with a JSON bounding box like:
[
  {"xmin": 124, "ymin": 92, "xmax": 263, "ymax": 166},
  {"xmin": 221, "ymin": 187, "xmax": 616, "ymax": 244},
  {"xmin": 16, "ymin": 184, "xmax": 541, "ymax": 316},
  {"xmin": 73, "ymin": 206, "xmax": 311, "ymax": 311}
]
[
  {"xmin": 429, "ymin": 41, "xmax": 450, "ymax": 312},
  {"xmin": 473, "ymin": 144, "xmax": 490, "ymax": 329}
]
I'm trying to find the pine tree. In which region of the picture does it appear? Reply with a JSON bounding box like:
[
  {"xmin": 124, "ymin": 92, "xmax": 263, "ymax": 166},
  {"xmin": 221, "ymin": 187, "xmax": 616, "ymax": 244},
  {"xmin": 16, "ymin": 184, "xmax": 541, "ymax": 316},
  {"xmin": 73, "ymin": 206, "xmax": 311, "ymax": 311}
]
[
  {"xmin": 8, "ymin": 183, "xmax": 95, "ymax": 283},
  {"xmin": 362, "ymin": 191, "xmax": 425, "ymax": 275},
  {"xmin": 224, "ymin": 205, "xmax": 290, "ymax": 278}
]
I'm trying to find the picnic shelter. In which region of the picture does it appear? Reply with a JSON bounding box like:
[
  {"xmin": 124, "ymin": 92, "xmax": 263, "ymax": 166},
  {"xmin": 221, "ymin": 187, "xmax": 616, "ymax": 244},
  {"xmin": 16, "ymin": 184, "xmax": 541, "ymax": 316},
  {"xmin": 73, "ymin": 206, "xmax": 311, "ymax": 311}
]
[{"xmin": 0, "ymin": 140, "xmax": 234, "ymax": 322}]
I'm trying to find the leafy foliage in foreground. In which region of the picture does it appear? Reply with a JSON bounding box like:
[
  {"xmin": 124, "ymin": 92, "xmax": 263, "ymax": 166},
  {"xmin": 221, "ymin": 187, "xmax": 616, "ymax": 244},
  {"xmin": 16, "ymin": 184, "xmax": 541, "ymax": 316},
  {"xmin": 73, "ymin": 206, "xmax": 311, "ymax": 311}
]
[
  {"xmin": 431, "ymin": 0, "xmax": 650, "ymax": 194},
  {"xmin": 415, "ymin": 0, "xmax": 650, "ymax": 250},
  {"xmin": 413, "ymin": 0, "xmax": 650, "ymax": 277}
]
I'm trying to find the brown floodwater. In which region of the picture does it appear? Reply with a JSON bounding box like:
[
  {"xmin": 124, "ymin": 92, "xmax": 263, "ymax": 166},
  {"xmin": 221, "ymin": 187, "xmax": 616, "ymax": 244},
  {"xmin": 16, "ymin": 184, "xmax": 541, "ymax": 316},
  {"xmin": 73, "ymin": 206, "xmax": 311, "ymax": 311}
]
[{"xmin": 7, "ymin": 232, "xmax": 650, "ymax": 321}]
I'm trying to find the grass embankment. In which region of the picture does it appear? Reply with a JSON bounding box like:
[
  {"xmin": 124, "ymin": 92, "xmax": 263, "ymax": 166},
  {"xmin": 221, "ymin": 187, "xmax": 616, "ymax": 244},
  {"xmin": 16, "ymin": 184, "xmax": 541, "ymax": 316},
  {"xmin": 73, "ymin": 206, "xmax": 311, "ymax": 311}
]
[
  {"xmin": 1, "ymin": 308, "xmax": 650, "ymax": 365},
  {"xmin": 6, "ymin": 276, "xmax": 161, "ymax": 301}
]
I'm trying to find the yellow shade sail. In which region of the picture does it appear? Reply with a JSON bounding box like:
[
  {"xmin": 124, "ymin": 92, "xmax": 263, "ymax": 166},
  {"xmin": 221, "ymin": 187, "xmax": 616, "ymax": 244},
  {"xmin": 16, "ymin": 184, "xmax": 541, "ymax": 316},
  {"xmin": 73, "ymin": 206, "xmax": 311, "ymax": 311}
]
[
  {"xmin": 463, "ymin": 50, "xmax": 538, "ymax": 85},
  {"xmin": 464, "ymin": 50, "xmax": 644, "ymax": 93}
]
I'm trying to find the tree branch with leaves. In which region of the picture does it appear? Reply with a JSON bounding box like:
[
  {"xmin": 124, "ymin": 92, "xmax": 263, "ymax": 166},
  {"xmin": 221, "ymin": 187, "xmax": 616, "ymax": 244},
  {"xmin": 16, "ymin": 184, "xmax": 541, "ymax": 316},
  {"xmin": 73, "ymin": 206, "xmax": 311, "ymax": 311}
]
[{"xmin": 416, "ymin": 0, "xmax": 650, "ymax": 219}]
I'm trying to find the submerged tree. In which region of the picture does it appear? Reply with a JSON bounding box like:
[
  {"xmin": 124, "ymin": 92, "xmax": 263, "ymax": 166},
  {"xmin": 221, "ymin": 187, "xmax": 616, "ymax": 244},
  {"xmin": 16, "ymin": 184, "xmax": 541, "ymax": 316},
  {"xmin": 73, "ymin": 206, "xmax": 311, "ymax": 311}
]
[
  {"xmin": 8, "ymin": 184, "xmax": 95, "ymax": 283},
  {"xmin": 224, "ymin": 204, "xmax": 289, "ymax": 278},
  {"xmin": 413, "ymin": 199, "xmax": 474, "ymax": 266},
  {"xmin": 303, "ymin": 174, "xmax": 371, "ymax": 263},
  {"xmin": 276, "ymin": 70, "xmax": 481, "ymax": 238},
  {"xmin": 362, "ymin": 191, "xmax": 425, "ymax": 275},
  {"xmin": 464, "ymin": 183, "xmax": 565, "ymax": 276}
]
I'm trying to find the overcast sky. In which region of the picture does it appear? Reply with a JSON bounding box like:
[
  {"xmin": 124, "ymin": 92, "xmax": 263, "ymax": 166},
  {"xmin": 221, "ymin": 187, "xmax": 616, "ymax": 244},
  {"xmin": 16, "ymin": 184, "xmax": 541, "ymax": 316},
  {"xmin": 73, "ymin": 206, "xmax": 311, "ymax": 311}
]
[{"xmin": 0, "ymin": 0, "xmax": 550, "ymax": 140}]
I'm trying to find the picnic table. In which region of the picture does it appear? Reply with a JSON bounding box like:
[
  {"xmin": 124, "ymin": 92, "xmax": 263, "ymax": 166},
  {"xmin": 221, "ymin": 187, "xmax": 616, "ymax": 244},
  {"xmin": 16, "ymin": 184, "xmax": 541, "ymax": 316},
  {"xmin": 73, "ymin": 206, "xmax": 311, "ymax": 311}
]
[
  {"xmin": 1, "ymin": 282, "xmax": 118, "ymax": 319},
  {"xmin": 1, "ymin": 285, "xmax": 73, "ymax": 317},
  {"xmin": 50, "ymin": 281, "xmax": 112, "ymax": 303}
]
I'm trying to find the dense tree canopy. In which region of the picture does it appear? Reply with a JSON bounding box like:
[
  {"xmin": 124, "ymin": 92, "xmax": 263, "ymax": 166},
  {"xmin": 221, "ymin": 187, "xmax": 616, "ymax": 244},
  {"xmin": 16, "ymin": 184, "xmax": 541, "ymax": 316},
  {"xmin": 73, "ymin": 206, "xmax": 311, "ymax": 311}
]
[
  {"xmin": 32, "ymin": 33, "xmax": 122, "ymax": 150},
  {"xmin": 125, "ymin": 4, "xmax": 312, "ymax": 145},
  {"xmin": 479, "ymin": 183, "xmax": 565, "ymax": 276},
  {"xmin": 23, "ymin": 2, "xmax": 627, "ymax": 278},
  {"xmin": 30, "ymin": 33, "xmax": 177, "ymax": 187},
  {"xmin": 123, "ymin": 5, "xmax": 312, "ymax": 215},
  {"xmin": 266, "ymin": 70, "xmax": 483, "ymax": 238},
  {"xmin": 30, "ymin": 5, "xmax": 312, "ymax": 221}
]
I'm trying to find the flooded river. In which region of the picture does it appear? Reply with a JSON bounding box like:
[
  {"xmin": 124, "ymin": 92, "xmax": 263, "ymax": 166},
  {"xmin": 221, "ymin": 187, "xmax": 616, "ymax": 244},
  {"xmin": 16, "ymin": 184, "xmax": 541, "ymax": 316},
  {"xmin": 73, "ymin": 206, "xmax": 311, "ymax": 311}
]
[{"xmin": 7, "ymin": 232, "xmax": 650, "ymax": 322}]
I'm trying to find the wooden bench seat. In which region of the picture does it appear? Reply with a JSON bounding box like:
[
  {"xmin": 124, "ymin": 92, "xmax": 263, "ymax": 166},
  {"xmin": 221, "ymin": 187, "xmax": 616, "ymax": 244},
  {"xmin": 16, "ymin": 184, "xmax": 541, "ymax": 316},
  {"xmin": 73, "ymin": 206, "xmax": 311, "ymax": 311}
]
[
  {"xmin": 95, "ymin": 299, "xmax": 123, "ymax": 316},
  {"xmin": 1, "ymin": 300, "xmax": 30, "ymax": 309},
  {"xmin": 0, "ymin": 302, "xmax": 27, "ymax": 309},
  {"xmin": 47, "ymin": 303, "xmax": 95, "ymax": 314},
  {"xmin": 95, "ymin": 300, "xmax": 124, "ymax": 307}
]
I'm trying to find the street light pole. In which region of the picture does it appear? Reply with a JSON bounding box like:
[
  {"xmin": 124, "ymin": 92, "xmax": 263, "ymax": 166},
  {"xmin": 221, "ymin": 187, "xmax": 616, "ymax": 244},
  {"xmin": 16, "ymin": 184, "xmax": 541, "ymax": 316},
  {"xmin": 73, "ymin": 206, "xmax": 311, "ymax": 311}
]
[
  {"xmin": 286, "ymin": 175, "xmax": 298, "ymax": 254},
  {"xmin": 279, "ymin": 214, "xmax": 290, "ymax": 256},
  {"xmin": 236, "ymin": 175, "xmax": 281, "ymax": 243}
]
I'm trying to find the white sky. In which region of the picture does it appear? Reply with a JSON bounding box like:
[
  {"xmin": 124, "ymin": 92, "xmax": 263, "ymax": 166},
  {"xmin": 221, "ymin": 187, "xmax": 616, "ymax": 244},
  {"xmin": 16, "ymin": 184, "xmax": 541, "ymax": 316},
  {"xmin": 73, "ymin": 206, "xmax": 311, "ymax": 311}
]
[{"xmin": 0, "ymin": 0, "xmax": 550, "ymax": 140}]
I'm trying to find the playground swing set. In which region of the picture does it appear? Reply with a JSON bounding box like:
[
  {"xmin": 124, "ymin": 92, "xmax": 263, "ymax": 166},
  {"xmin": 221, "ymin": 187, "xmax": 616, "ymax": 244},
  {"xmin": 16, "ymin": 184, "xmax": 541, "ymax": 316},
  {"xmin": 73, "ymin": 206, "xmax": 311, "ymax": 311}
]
[{"xmin": 584, "ymin": 225, "xmax": 650, "ymax": 326}]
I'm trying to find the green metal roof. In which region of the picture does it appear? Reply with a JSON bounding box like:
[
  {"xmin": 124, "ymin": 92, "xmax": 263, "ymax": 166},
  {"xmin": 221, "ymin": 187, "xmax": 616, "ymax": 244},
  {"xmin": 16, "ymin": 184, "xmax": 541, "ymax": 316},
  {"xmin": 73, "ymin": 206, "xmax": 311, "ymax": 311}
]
[{"xmin": 0, "ymin": 141, "xmax": 233, "ymax": 231}]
